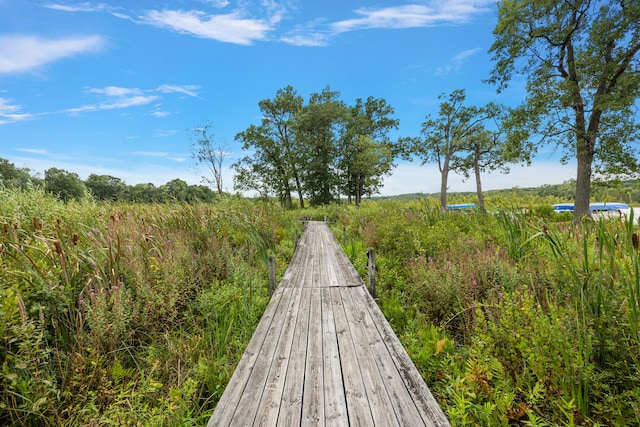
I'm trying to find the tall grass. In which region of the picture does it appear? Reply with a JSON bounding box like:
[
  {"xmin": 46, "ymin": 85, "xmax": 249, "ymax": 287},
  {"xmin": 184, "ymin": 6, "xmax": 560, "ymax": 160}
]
[
  {"xmin": 0, "ymin": 188, "xmax": 295, "ymax": 425},
  {"xmin": 335, "ymin": 198, "xmax": 640, "ymax": 425}
]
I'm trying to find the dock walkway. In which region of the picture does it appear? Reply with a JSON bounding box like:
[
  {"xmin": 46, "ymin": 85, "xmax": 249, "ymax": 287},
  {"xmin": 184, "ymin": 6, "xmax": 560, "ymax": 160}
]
[{"xmin": 207, "ymin": 221, "xmax": 450, "ymax": 426}]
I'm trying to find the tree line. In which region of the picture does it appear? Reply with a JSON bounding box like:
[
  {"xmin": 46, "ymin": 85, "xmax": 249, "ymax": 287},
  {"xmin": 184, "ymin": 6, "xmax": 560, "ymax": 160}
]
[{"xmin": 0, "ymin": 158, "xmax": 220, "ymax": 203}]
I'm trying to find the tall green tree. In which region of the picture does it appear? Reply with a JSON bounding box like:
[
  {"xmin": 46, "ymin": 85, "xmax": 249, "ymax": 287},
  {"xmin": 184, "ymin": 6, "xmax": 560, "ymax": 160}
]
[
  {"xmin": 0, "ymin": 158, "xmax": 40, "ymax": 189},
  {"xmin": 297, "ymin": 87, "xmax": 346, "ymax": 206},
  {"xmin": 44, "ymin": 168, "xmax": 86, "ymax": 201},
  {"xmin": 410, "ymin": 90, "xmax": 494, "ymax": 210},
  {"xmin": 85, "ymin": 174, "xmax": 128, "ymax": 201},
  {"xmin": 339, "ymin": 97, "xmax": 399, "ymax": 205},
  {"xmin": 130, "ymin": 182, "xmax": 161, "ymax": 203},
  {"xmin": 457, "ymin": 128, "xmax": 506, "ymax": 213},
  {"xmin": 233, "ymin": 86, "xmax": 304, "ymax": 207},
  {"xmin": 489, "ymin": 0, "xmax": 640, "ymax": 218}
]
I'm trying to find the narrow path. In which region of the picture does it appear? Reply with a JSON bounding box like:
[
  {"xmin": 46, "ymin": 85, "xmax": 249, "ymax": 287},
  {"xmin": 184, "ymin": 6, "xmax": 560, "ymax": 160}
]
[{"xmin": 207, "ymin": 221, "xmax": 450, "ymax": 426}]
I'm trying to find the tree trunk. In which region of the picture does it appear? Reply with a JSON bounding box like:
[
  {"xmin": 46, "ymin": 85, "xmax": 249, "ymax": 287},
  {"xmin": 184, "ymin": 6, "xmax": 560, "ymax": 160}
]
[
  {"xmin": 474, "ymin": 151, "xmax": 486, "ymax": 213},
  {"xmin": 574, "ymin": 136, "xmax": 595, "ymax": 219},
  {"xmin": 294, "ymin": 176, "xmax": 304, "ymax": 208},
  {"xmin": 440, "ymin": 169, "xmax": 449, "ymax": 211},
  {"xmin": 283, "ymin": 179, "xmax": 293, "ymax": 208}
]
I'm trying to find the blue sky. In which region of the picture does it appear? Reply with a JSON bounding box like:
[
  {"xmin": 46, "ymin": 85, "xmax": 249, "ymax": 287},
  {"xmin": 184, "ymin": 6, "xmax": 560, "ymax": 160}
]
[{"xmin": 1, "ymin": 0, "xmax": 576, "ymax": 195}]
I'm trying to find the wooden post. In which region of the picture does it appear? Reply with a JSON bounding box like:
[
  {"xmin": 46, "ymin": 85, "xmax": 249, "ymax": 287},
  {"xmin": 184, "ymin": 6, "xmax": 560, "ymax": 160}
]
[
  {"xmin": 366, "ymin": 248, "xmax": 376, "ymax": 298},
  {"xmin": 294, "ymin": 229, "xmax": 299, "ymax": 250},
  {"xmin": 268, "ymin": 255, "xmax": 276, "ymax": 295},
  {"xmin": 342, "ymin": 226, "xmax": 346, "ymax": 246}
]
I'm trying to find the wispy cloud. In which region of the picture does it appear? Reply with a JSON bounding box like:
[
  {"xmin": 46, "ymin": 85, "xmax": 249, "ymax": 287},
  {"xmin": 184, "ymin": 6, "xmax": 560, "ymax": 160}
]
[
  {"xmin": 143, "ymin": 9, "xmax": 272, "ymax": 45},
  {"xmin": 435, "ymin": 47, "xmax": 481, "ymax": 75},
  {"xmin": 282, "ymin": 1, "xmax": 492, "ymax": 46},
  {"xmin": 43, "ymin": 2, "xmax": 108, "ymax": 13},
  {"xmin": 64, "ymin": 85, "xmax": 201, "ymax": 115},
  {"xmin": 132, "ymin": 150, "xmax": 186, "ymax": 162},
  {"xmin": 199, "ymin": 0, "xmax": 231, "ymax": 8},
  {"xmin": 65, "ymin": 86, "xmax": 160, "ymax": 114},
  {"xmin": 0, "ymin": 34, "xmax": 105, "ymax": 74},
  {"xmin": 154, "ymin": 130, "xmax": 179, "ymax": 138},
  {"xmin": 0, "ymin": 97, "xmax": 34, "ymax": 124},
  {"xmin": 157, "ymin": 84, "xmax": 201, "ymax": 98},
  {"xmin": 0, "ymin": 83, "xmax": 198, "ymax": 125},
  {"xmin": 332, "ymin": 1, "xmax": 492, "ymax": 33},
  {"xmin": 43, "ymin": 2, "xmax": 132, "ymax": 20},
  {"xmin": 16, "ymin": 148, "xmax": 48, "ymax": 155},
  {"xmin": 132, "ymin": 151, "xmax": 171, "ymax": 158},
  {"xmin": 280, "ymin": 20, "xmax": 331, "ymax": 47}
]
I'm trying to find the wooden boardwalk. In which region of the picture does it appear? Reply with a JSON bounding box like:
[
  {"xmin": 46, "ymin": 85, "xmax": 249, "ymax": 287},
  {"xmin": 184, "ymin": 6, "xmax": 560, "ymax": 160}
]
[{"xmin": 207, "ymin": 221, "xmax": 450, "ymax": 426}]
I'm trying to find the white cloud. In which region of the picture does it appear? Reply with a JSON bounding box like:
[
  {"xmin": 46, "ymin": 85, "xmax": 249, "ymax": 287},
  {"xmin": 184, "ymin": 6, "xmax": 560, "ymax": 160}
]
[
  {"xmin": 66, "ymin": 85, "xmax": 203, "ymax": 114},
  {"xmin": 43, "ymin": 2, "xmax": 132, "ymax": 20},
  {"xmin": 280, "ymin": 33, "xmax": 329, "ymax": 47},
  {"xmin": 131, "ymin": 150, "xmax": 186, "ymax": 162},
  {"xmin": 65, "ymin": 87, "xmax": 160, "ymax": 114},
  {"xmin": 0, "ymin": 35, "xmax": 105, "ymax": 73},
  {"xmin": 88, "ymin": 86, "xmax": 138, "ymax": 97},
  {"xmin": 132, "ymin": 151, "xmax": 170, "ymax": 158},
  {"xmin": 154, "ymin": 130, "xmax": 179, "ymax": 138},
  {"xmin": 16, "ymin": 148, "xmax": 48, "ymax": 155},
  {"xmin": 143, "ymin": 9, "xmax": 272, "ymax": 45},
  {"xmin": 43, "ymin": 2, "xmax": 108, "ymax": 12},
  {"xmin": 157, "ymin": 84, "xmax": 201, "ymax": 98},
  {"xmin": 199, "ymin": 0, "xmax": 230, "ymax": 8},
  {"xmin": 283, "ymin": 1, "xmax": 493, "ymax": 46},
  {"xmin": 435, "ymin": 47, "xmax": 481, "ymax": 75},
  {"xmin": 331, "ymin": 1, "xmax": 492, "ymax": 33},
  {"xmin": 0, "ymin": 97, "xmax": 34, "ymax": 124}
]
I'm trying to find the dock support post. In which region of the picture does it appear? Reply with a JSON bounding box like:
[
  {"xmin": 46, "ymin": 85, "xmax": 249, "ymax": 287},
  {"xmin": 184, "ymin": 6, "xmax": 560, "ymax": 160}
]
[
  {"xmin": 268, "ymin": 255, "xmax": 276, "ymax": 295},
  {"xmin": 294, "ymin": 229, "xmax": 299, "ymax": 250},
  {"xmin": 366, "ymin": 248, "xmax": 376, "ymax": 298}
]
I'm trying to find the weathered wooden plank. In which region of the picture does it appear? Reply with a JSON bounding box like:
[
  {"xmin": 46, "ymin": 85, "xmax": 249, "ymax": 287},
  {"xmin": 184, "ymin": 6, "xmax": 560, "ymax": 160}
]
[
  {"xmin": 321, "ymin": 288, "xmax": 348, "ymax": 425},
  {"xmin": 252, "ymin": 287, "xmax": 303, "ymax": 425},
  {"xmin": 226, "ymin": 287, "xmax": 295, "ymax": 426},
  {"xmin": 355, "ymin": 286, "xmax": 451, "ymax": 426},
  {"xmin": 339, "ymin": 287, "xmax": 400, "ymax": 426},
  {"xmin": 329, "ymin": 287, "xmax": 375, "ymax": 426},
  {"xmin": 301, "ymin": 287, "xmax": 324, "ymax": 425},
  {"xmin": 345, "ymin": 286, "xmax": 426, "ymax": 426},
  {"xmin": 277, "ymin": 286, "xmax": 311, "ymax": 425},
  {"xmin": 207, "ymin": 288, "xmax": 286, "ymax": 427}
]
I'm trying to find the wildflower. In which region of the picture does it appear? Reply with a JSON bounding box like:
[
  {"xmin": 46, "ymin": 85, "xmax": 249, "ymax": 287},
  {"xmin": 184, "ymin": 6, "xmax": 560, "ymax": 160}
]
[
  {"xmin": 472, "ymin": 280, "xmax": 477, "ymax": 287},
  {"xmin": 110, "ymin": 285, "xmax": 119, "ymax": 292},
  {"xmin": 498, "ymin": 291, "xmax": 504, "ymax": 301},
  {"xmin": 78, "ymin": 299, "xmax": 84, "ymax": 305}
]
